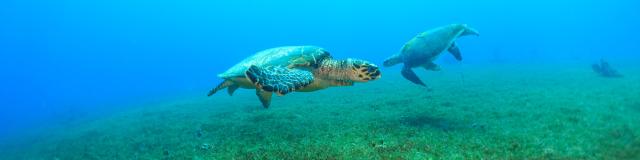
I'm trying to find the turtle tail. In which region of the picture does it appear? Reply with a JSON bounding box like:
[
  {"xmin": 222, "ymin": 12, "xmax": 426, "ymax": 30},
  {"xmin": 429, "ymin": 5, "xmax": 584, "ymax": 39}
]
[{"xmin": 208, "ymin": 79, "xmax": 233, "ymax": 96}]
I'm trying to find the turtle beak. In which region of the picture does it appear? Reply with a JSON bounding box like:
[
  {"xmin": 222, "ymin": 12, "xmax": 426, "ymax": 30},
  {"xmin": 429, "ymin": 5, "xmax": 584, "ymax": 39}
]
[{"xmin": 368, "ymin": 66, "xmax": 381, "ymax": 80}]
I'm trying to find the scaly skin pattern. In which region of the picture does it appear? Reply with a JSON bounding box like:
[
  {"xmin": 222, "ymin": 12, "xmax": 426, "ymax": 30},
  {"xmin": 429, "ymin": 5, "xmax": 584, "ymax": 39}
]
[
  {"xmin": 244, "ymin": 57, "xmax": 373, "ymax": 94},
  {"xmin": 245, "ymin": 66, "xmax": 314, "ymax": 95},
  {"xmin": 313, "ymin": 59, "xmax": 353, "ymax": 81},
  {"xmin": 246, "ymin": 58, "xmax": 365, "ymax": 94}
]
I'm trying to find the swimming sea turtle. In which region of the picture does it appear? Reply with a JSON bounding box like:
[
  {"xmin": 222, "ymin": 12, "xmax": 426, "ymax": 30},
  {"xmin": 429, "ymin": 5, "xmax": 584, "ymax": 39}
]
[
  {"xmin": 383, "ymin": 24, "xmax": 479, "ymax": 86},
  {"xmin": 208, "ymin": 46, "xmax": 381, "ymax": 108},
  {"xmin": 592, "ymin": 59, "xmax": 623, "ymax": 77}
]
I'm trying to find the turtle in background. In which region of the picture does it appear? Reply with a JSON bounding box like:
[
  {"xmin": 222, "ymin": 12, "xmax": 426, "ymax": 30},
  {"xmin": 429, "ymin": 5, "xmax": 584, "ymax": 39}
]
[
  {"xmin": 592, "ymin": 59, "xmax": 622, "ymax": 77},
  {"xmin": 208, "ymin": 46, "xmax": 381, "ymax": 108},
  {"xmin": 384, "ymin": 24, "xmax": 479, "ymax": 87}
]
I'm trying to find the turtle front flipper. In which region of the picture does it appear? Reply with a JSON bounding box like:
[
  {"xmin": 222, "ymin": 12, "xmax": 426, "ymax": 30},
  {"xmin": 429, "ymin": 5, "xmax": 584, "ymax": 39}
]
[
  {"xmin": 448, "ymin": 42, "xmax": 463, "ymax": 61},
  {"xmin": 245, "ymin": 65, "xmax": 314, "ymax": 96}
]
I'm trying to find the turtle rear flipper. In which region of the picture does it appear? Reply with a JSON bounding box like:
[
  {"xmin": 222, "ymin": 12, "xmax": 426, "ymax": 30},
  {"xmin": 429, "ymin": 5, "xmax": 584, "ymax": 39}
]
[
  {"xmin": 245, "ymin": 65, "xmax": 314, "ymax": 96},
  {"xmin": 256, "ymin": 89, "xmax": 273, "ymax": 108},
  {"xmin": 401, "ymin": 65, "xmax": 427, "ymax": 87},
  {"xmin": 422, "ymin": 62, "xmax": 441, "ymax": 71},
  {"xmin": 208, "ymin": 79, "xmax": 233, "ymax": 96},
  {"xmin": 227, "ymin": 85, "xmax": 240, "ymax": 96}
]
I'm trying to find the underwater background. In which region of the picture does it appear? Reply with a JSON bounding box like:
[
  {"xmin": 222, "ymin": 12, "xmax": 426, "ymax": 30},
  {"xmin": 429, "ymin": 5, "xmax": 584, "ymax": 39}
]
[{"xmin": 1, "ymin": 0, "xmax": 639, "ymax": 159}]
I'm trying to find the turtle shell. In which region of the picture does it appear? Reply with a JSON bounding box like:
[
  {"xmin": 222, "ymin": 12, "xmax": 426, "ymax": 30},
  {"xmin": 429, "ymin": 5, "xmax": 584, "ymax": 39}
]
[
  {"xmin": 400, "ymin": 24, "xmax": 467, "ymax": 61},
  {"xmin": 218, "ymin": 46, "xmax": 331, "ymax": 78}
]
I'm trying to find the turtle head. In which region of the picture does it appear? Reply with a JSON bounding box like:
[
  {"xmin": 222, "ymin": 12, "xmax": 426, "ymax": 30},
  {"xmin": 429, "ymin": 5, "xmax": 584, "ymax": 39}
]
[{"xmin": 347, "ymin": 59, "xmax": 381, "ymax": 82}]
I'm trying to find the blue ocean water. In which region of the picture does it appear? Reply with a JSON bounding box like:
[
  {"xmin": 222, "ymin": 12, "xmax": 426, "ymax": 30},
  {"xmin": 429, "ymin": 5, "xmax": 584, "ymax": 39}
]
[{"xmin": 0, "ymin": 0, "xmax": 639, "ymax": 158}]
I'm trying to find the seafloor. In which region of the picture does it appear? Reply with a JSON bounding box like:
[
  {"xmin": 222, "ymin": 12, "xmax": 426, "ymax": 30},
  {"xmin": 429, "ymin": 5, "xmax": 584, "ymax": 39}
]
[{"xmin": 2, "ymin": 63, "xmax": 639, "ymax": 159}]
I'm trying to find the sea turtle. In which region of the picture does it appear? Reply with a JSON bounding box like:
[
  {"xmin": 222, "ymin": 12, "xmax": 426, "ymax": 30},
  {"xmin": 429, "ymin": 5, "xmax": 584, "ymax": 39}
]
[
  {"xmin": 592, "ymin": 59, "xmax": 622, "ymax": 77},
  {"xmin": 383, "ymin": 24, "xmax": 479, "ymax": 86},
  {"xmin": 208, "ymin": 46, "xmax": 381, "ymax": 108}
]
